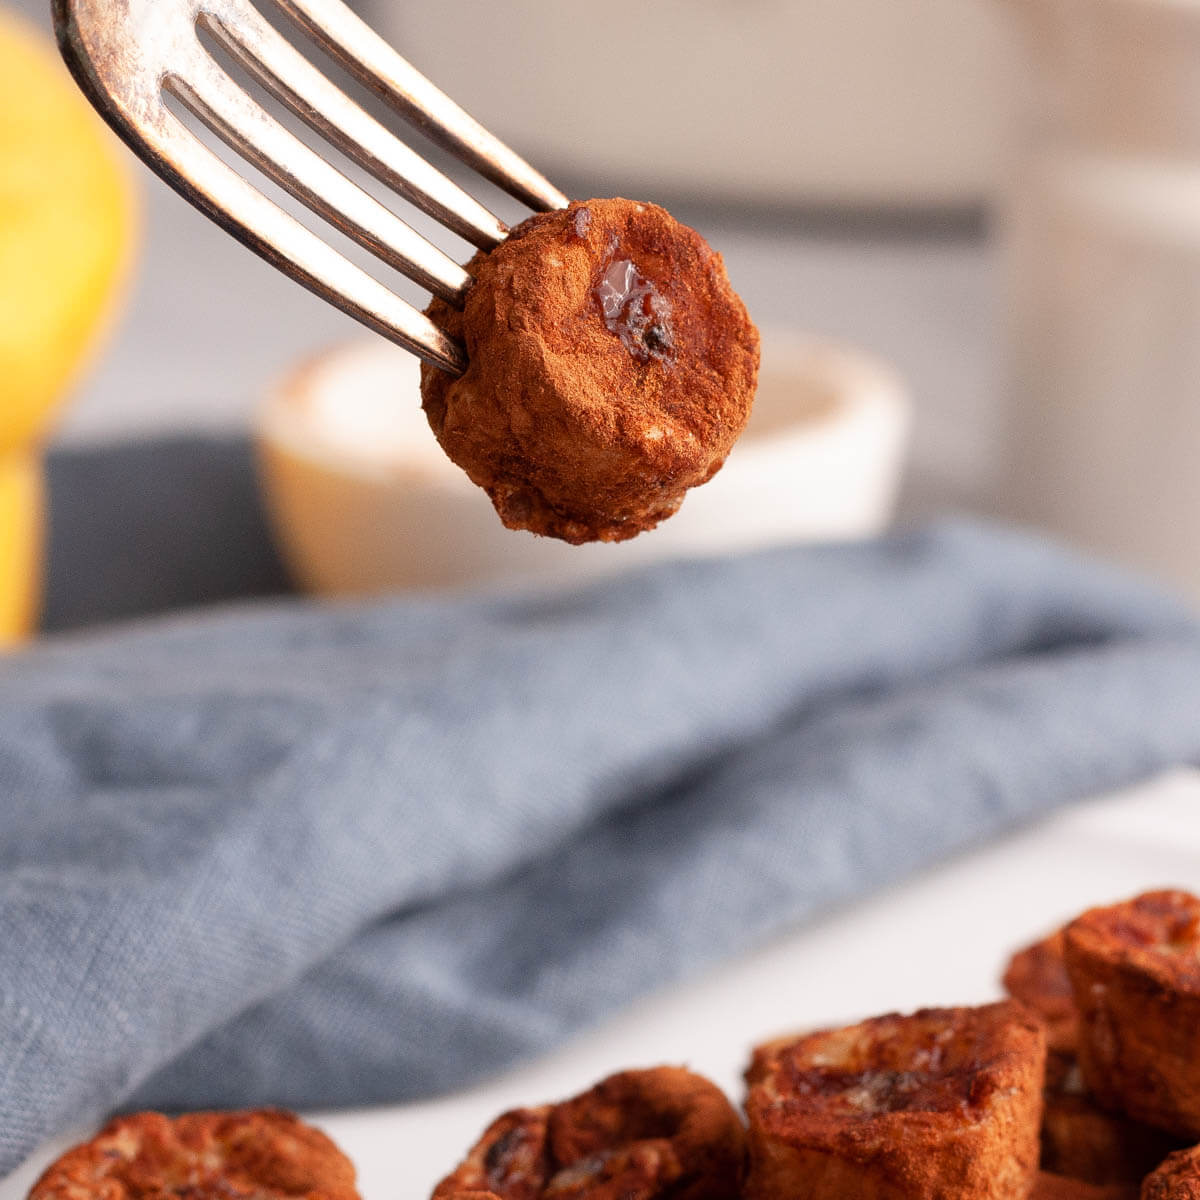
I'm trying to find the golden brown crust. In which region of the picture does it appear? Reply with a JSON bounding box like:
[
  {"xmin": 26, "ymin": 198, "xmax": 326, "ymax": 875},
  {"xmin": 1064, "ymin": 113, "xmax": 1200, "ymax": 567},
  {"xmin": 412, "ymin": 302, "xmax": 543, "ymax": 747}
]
[
  {"xmin": 1143, "ymin": 1147, "xmax": 1200, "ymax": 1200},
  {"xmin": 1004, "ymin": 932, "xmax": 1080, "ymax": 1055},
  {"xmin": 421, "ymin": 198, "xmax": 759, "ymax": 544},
  {"xmin": 28, "ymin": 1110, "xmax": 359, "ymax": 1200},
  {"xmin": 1032, "ymin": 1171, "xmax": 1138, "ymax": 1200},
  {"xmin": 743, "ymin": 1002, "xmax": 1045, "ymax": 1200},
  {"xmin": 432, "ymin": 1068, "xmax": 745, "ymax": 1200},
  {"xmin": 1064, "ymin": 890, "xmax": 1200, "ymax": 1138},
  {"xmin": 1001, "ymin": 932, "xmax": 1182, "ymax": 1182}
]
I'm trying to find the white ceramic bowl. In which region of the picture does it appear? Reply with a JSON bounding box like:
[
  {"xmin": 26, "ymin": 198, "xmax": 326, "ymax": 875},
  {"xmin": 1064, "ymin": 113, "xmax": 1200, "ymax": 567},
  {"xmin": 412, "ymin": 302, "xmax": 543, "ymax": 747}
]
[{"xmin": 256, "ymin": 331, "xmax": 911, "ymax": 595}]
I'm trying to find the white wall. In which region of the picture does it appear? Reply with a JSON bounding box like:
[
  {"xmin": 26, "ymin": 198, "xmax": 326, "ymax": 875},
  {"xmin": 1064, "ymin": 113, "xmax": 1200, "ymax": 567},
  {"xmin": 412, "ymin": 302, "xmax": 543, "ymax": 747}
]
[
  {"xmin": 15, "ymin": 0, "xmax": 1025, "ymax": 206},
  {"xmin": 373, "ymin": 0, "xmax": 1024, "ymax": 206}
]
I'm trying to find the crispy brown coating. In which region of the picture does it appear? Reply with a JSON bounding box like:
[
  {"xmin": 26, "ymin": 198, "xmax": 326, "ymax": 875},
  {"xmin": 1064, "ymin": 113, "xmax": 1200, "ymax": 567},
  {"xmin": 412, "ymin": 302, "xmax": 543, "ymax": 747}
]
[
  {"xmin": 1032, "ymin": 1171, "xmax": 1138, "ymax": 1200},
  {"xmin": 1004, "ymin": 932, "xmax": 1080, "ymax": 1055},
  {"xmin": 1002, "ymin": 929, "xmax": 1181, "ymax": 1181},
  {"xmin": 28, "ymin": 1110, "xmax": 359, "ymax": 1200},
  {"xmin": 1143, "ymin": 1146, "xmax": 1200, "ymax": 1200},
  {"xmin": 432, "ymin": 1067, "xmax": 745, "ymax": 1200},
  {"xmin": 743, "ymin": 1002, "xmax": 1045, "ymax": 1200},
  {"xmin": 1064, "ymin": 890, "xmax": 1200, "ymax": 1138},
  {"xmin": 421, "ymin": 198, "xmax": 759, "ymax": 544}
]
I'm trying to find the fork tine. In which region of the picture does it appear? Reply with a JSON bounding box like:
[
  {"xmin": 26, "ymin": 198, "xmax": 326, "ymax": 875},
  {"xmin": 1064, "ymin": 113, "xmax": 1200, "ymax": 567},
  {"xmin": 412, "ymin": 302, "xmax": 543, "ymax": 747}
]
[
  {"xmin": 149, "ymin": 88, "xmax": 466, "ymax": 372},
  {"xmin": 271, "ymin": 0, "xmax": 570, "ymax": 213},
  {"xmin": 201, "ymin": 1, "xmax": 507, "ymax": 250},
  {"xmin": 172, "ymin": 42, "xmax": 472, "ymax": 304}
]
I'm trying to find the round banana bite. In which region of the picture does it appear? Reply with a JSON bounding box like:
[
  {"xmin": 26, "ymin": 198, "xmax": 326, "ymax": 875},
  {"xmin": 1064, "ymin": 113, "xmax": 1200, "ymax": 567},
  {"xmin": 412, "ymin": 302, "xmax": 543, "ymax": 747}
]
[
  {"xmin": 1002, "ymin": 928, "xmax": 1181, "ymax": 1182},
  {"xmin": 421, "ymin": 198, "xmax": 759, "ymax": 544},
  {"xmin": 29, "ymin": 1110, "xmax": 359, "ymax": 1200},
  {"xmin": 1064, "ymin": 890, "xmax": 1200, "ymax": 1138},
  {"xmin": 432, "ymin": 1067, "xmax": 745, "ymax": 1200},
  {"xmin": 744, "ymin": 1002, "xmax": 1045, "ymax": 1200}
]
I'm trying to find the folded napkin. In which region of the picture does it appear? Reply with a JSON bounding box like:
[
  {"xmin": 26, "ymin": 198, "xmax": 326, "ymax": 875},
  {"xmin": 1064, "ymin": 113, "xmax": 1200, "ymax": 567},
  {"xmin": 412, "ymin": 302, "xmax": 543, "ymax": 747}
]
[{"xmin": 4, "ymin": 517, "xmax": 1200, "ymax": 1179}]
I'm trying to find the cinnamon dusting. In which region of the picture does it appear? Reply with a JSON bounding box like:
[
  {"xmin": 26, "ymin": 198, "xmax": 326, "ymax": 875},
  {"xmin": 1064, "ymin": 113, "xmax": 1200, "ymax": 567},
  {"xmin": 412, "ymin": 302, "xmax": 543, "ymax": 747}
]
[{"xmin": 421, "ymin": 198, "xmax": 759, "ymax": 544}]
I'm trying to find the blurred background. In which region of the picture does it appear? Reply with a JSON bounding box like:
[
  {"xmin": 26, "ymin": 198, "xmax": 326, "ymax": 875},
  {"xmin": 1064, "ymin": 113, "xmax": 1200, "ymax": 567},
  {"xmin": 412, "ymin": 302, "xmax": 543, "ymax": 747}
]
[{"xmin": 6, "ymin": 0, "xmax": 1200, "ymax": 634}]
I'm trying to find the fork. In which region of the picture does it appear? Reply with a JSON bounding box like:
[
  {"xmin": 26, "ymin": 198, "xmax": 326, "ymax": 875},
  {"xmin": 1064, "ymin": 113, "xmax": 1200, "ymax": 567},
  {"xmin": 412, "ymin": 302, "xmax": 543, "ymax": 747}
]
[{"xmin": 53, "ymin": 0, "xmax": 569, "ymax": 376}]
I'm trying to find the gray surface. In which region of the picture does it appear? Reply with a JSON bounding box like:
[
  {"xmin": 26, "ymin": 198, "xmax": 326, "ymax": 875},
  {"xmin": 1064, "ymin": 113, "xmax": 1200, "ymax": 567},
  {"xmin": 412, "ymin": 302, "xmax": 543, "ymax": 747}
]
[{"xmin": 3, "ymin": 521, "xmax": 1200, "ymax": 1179}]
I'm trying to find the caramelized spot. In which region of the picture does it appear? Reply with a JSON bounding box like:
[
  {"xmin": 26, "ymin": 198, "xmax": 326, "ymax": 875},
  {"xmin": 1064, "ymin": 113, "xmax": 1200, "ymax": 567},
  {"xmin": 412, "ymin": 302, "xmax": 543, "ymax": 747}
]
[{"xmin": 593, "ymin": 259, "xmax": 674, "ymax": 364}]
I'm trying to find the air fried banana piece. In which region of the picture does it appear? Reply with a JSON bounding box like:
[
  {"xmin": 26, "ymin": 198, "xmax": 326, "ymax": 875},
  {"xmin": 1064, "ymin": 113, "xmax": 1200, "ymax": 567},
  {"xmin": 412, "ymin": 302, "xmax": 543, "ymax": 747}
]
[
  {"xmin": 744, "ymin": 1001, "xmax": 1045, "ymax": 1200},
  {"xmin": 1064, "ymin": 890, "xmax": 1200, "ymax": 1138},
  {"xmin": 432, "ymin": 1067, "xmax": 745, "ymax": 1200},
  {"xmin": 28, "ymin": 1110, "xmax": 359, "ymax": 1200},
  {"xmin": 544, "ymin": 1067, "xmax": 745, "ymax": 1200},
  {"xmin": 422, "ymin": 198, "xmax": 759, "ymax": 544},
  {"xmin": 1003, "ymin": 928, "xmax": 1182, "ymax": 1181}
]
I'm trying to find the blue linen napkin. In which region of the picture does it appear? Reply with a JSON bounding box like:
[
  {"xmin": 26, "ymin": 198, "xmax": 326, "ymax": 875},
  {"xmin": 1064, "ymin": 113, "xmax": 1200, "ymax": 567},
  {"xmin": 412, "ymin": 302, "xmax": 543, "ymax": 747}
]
[{"xmin": 3, "ymin": 519, "xmax": 1200, "ymax": 1179}]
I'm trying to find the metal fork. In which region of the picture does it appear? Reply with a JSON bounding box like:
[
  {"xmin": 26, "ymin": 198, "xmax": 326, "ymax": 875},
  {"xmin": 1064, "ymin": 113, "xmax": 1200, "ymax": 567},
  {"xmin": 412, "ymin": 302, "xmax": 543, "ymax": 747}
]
[{"xmin": 53, "ymin": 0, "xmax": 569, "ymax": 375}]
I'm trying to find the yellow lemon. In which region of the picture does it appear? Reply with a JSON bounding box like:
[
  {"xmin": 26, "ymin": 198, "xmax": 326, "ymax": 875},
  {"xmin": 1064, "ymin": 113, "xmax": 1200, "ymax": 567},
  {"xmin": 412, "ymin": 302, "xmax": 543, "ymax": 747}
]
[
  {"xmin": 0, "ymin": 5, "xmax": 137, "ymax": 454},
  {"xmin": 0, "ymin": 452, "xmax": 43, "ymax": 647}
]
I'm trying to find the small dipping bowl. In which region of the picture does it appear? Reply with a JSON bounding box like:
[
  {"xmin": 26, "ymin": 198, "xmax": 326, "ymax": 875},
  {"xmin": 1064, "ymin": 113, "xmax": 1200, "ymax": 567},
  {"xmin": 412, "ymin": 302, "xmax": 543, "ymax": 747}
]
[{"xmin": 256, "ymin": 330, "xmax": 911, "ymax": 595}]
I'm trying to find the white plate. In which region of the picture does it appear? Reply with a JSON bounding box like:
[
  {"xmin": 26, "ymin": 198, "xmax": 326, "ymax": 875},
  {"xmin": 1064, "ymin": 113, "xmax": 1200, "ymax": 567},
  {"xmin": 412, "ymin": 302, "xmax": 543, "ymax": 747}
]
[{"xmin": 6, "ymin": 768, "xmax": 1199, "ymax": 1199}]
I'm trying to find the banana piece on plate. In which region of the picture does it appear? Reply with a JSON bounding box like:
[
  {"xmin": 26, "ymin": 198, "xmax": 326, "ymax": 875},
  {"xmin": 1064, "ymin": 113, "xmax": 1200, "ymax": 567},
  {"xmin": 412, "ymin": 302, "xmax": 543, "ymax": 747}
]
[
  {"xmin": 28, "ymin": 1110, "xmax": 359, "ymax": 1200},
  {"xmin": 1065, "ymin": 890, "xmax": 1200, "ymax": 1139},
  {"xmin": 744, "ymin": 1001, "xmax": 1044, "ymax": 1200},
  {"xmin": 1002, "ymin": 931, "xmax": 1183, "ymax": 1183},
  {"xmin": 432, "ymin": 1066, "xmax": 745, "ymax": 1200}
]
